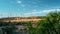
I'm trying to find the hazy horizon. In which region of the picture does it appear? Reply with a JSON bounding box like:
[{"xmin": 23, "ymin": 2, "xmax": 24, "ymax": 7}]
[{"xmin": 0, "ymin": 0, "xmax": 60, "ymax": 18}]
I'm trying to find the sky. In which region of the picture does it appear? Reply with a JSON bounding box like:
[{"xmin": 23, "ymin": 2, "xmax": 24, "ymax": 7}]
[{"xmin": 0, "ymin": 0, "xmax": 60, "ymax": 18}]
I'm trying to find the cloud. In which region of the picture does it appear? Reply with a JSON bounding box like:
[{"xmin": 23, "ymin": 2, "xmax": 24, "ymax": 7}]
[
  {"xmin": 18, "ymin": 9, "xmax": 60, "ymax": 17},
  {"xmin": 0, "ymin": 9, "xmax": 60, "ymax": 18},
  {"xmin": 16, "ymin": 0, "xmax": 25, "ymax": 7},
  {"xmin": 33, "ymin": 9, "xmax": 37, "ymax": 11},
  {"xmin": 43, "ymin": 9, "xmax": 60, "ymax": 13},
  {"xmin": 23, "ymin": 9, "xmax": 60, "ymax": 16},
  {"xmin": 17, "ymin": 0, "xmax": 22, "ymax": 4}
]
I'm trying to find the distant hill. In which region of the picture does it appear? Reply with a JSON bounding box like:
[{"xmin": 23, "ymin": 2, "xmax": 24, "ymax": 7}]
[{"xmin": 0, "ymin": 16, "xmax": 46, "ymax": 22}]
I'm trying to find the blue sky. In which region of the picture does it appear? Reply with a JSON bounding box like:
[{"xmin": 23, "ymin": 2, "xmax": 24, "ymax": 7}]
[{"xmin": 0, "ymin": 0, "xmax": 60, "ymax": 18}]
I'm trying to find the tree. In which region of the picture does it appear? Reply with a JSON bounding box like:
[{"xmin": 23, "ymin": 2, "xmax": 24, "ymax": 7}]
[{"xmin": 25, "ymin": 11, "xmax": 60, "ymax": 34}]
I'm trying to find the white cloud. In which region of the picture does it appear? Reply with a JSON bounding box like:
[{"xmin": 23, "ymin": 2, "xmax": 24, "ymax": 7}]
[
  {"xmin": 16, "ymin": 0, "xmax": 25, "ymax": 7},
  {"xmin": 17, "ymin": 0, "xmax": 22, "ymax": 4},
  {"xmin": 23, "ymin": 9, "xmax": 60, "ymax": 16},
  {"xmin": 43, "ymin": 9, "xmax": 60, "ymax": 13},
  {"xmin": 0, "ymin": 9, "xmax": 60, "ymax": 18},
  {"xmin": 15, "ymin": 9, "xmax": 60, "ymax": 17},
  {"xmin": 33, "ymin": 9, "xmax": 37, "ymax": 11}
]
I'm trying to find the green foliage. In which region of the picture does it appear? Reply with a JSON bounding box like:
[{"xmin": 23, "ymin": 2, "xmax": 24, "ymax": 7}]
[{"xmin": 25, "ymin": 11, "xmax": 60, "ymax": 34}]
